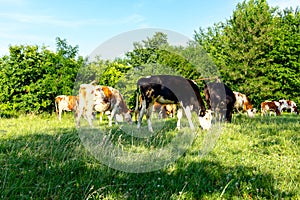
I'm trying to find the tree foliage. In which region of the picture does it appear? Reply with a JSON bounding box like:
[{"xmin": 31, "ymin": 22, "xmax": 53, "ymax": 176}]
[
  {"xmin": 0, "ymin": 38, "xmax": 83, "ymax": 116},
  {"xmin": 194, "ymin": 0, "xmax": 300, "ymax": 107}
]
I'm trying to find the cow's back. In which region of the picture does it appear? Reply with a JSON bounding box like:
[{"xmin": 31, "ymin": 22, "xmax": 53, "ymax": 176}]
[{"xmin": 138, "ymin": 75, "xmax": 205, "ymax": 112}]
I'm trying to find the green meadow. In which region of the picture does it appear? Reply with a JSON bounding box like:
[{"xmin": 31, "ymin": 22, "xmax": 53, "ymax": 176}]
[{"xmin": 0, "ymin": 113, "xmax": 299, "ymax": 199}]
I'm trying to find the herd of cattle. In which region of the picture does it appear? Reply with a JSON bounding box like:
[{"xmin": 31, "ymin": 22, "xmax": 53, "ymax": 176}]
[{"xmin": 55, "ymin": 75, "xmax": 298, "ymax": 131}]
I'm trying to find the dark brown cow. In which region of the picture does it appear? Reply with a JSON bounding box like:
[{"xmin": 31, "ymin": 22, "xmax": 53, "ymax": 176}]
[
  {"xmin": 204, "ymin": 81, "xmax": 236, "ymax": 122},
  {"xmin": 135, "ymin": 75, "xmax": 212, "ymax": 132}
]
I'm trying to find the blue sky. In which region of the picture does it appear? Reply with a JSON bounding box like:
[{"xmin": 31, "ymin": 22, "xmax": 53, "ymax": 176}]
[{"xmin": 0, "ymin": 0, "xmax": 298, "ymax": 57}]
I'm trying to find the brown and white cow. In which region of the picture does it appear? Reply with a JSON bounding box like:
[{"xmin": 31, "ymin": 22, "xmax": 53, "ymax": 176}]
[
  {"xmin": 204, "ymin": 82, "xmax": 236, "ymax": 122},
  {"xmin": 261, "ymin": 101, "xmax": 281, "ymax": 116},
  {"xmin": 233, "ymin": 91, "xmax": 256, "ymax": 117},
  {"xmin": 279, "ymin": 99, "xmax": 299, "ymax": 115},
  {"xmin": 75, "ymin": 84, "xmax": 132, "ymax": 127},
  {"xmin": 135, "ymin": 75, "xmax": 212, "ymax": 132},
  {"xmin": 55, "ymin": 95, "xmax": 78, "ymax": 121},
  {"xmin": 152, "ymin": 102, "xmax": 177, "ymax": 119}
]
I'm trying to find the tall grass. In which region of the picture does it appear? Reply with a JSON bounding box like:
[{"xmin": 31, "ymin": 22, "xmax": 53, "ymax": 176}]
[{"xmin": 0, "ymin": 113, "xmax": 299, "ymax": 199}]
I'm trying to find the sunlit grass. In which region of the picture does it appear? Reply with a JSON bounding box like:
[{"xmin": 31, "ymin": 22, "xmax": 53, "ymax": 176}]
[{"xmin": 0, "ymin": 113, "xmax": 299, "ymax": 199}]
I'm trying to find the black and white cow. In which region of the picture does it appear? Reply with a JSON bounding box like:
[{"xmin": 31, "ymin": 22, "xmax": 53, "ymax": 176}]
[
  {"xmin": 135, "ymin": 75, "xmax": 212, "ymax": 132},
  {"xmin": 203, "ymin": 81, "xmax": 236, "ymax": 122}
]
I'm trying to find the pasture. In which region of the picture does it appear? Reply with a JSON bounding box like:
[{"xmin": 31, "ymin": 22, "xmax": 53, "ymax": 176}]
[{"xmin": 0, "ymin": 113, "xmax": 299, "ymax": 199}]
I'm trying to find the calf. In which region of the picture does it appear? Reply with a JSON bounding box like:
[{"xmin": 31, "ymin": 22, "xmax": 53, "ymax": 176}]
[
  {"xmin": 136, "ymin": 75, "xmax": 212, "ymax": 132},
  {"xmin": 76, "ymin": 84, "xmax": 132, "ymax": 127},
  {"xmin": 261, "ymin": 101, "xmax": 281, "ymax": 116},
  {"xmin": 55, "ymin": 95, "xmax": 78, "ymax": 121},
  {"xmin": 204, "ymin": 82, "xmax": 236, "ymax": 122},
  {"xmin": 279, "ymin": 99, "xmax": 299, "ymax": 115},
  {"xmin": 233, "ymin": 91, "xmax": 256, "ymax": 117}
]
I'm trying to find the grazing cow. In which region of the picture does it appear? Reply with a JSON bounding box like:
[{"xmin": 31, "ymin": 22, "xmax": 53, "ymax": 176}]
[
  {"xmin": 152, "ymin": 102, "xmax": 177, "ymax": 119},
  {"xmin": 233, "ymin": 91, "xmax": 256, "ymax": 117},
  {"xmin": 261, "ymin": 101, "xmax": 281, "ymax": 116},
  {"xmin": 76, "ymin": 84, "xmax": 132, "ymax": 127},
  {"xmin": 164, "ymin": 104, "xmax": 177, "ymax": 118},
  {"xmin": 55, "ymin": 95, "xmax": 78, "ymax": 121},
  {"xmin": 135, "ymin": 75, "xmax": 212, "ymax": 132},
  {"xmin": 204, "ymin": 82, "xmax": 236, "ymax": 122},
  {"xmin": 278, "ymin": 99, "xmax": 299, "ymax": 115}
]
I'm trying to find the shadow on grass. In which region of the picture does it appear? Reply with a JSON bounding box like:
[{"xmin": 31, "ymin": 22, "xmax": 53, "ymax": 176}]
[{"xmin": 0, "ymin": 126, "xmax": 295, "ymax": 199}]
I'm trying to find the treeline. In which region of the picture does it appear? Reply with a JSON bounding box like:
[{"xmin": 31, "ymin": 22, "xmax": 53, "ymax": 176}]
[{"xmin": 0, "ymin": 0, "xmax": 299, "ymax": 117}]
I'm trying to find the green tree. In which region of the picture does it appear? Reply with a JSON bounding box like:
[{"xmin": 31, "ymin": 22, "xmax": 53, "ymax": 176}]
[
  {"xmin": 268, "ymin": 8, "xmax": 300, "ymax": 103},
  {"xmin": 194, "ymin": 0, "xmax": 300, "ymax": 107},
  {"xmin": 0, "ymin": 38, "xmax": 83, "ymax": 116}
]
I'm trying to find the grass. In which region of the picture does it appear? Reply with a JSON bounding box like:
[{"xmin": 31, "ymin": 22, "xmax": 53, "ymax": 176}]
[{"xmin": 0, "ymin": 112, "xmax": 299, "ymax": 199}]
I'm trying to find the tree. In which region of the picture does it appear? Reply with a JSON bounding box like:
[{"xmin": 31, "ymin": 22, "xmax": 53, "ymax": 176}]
[
  {"xmin": 194, "ymin": 0, "xmax": 300, "ymax": 107},
  {"xmin": 268, "ymin": 8, "xmax": 300, "ymax": 103},
  {"xmin": 0, "ymin": 38, "xmax": 83, "ymax": 116}
]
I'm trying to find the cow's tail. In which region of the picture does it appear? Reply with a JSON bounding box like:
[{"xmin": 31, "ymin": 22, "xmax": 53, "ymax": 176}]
[{"xmin": 134, "ymin": 87, "xmax": 141, "ymax": 123}]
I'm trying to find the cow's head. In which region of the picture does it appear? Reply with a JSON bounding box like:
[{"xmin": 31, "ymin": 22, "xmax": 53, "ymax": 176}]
[
  {"xmin": 124, "ymin": 110, "xmax": 133, "ymax": 124},
  {"xmin": 199, "ymin": 109, "xmax": 212, "ymax": 130},
  {"xmin": 246, "ymin": 108, "xmax": 256, "ymax": 118},
  {"xmin": 294, "ymin": 107, "xmax": 299, "ymax": 115}
]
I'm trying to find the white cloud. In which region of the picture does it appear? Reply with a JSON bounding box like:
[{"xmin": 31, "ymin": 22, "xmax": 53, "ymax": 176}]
[{"xmin": 268, "ymin": 0, "xmax": 299, "ymax": 9}]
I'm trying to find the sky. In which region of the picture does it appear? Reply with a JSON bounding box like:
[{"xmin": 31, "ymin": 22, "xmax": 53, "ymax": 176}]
[{"xmin": 0, "ymin": 0, "xmax": 298, "ymax": 57}]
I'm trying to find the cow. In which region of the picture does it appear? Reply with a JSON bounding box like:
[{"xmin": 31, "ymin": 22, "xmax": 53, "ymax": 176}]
[
  {"xmin": 55, "ymin": 95, "xmax": 78, "ymax": 121},
  {"xmin": 152, "ymin": 102, "xmax": 177, "ymax": 119},
  {"xmin": 261, "ymin": 101, "xmax": 281, "ymax": 116},
  {"xmin": 75, "ymin": 83, "xmax": 132, "ymax": 127},
  {"xmin": 233, "ymin": 91, "xmax": 256, "ymax": 117},
  {"xmin": 134, "ymin": 96, "xmax": 176, "ymax": 120},
  {"xmin": 278, "ymin": 99, "xmax": 299, "ymax": 115},
  {"xmin": 135, "ymin": 75, "xmax": 212, "ymax": 132},
  {"xmin": 203, "ymin": 81, "xmax": 236, "ymax": 122},
  {"xmin": 164, "ymin": 104, "xmax": 177, "ymax": 118}
]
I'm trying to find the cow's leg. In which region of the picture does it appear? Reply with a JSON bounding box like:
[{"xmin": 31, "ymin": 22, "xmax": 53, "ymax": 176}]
[
  {"xmin": 183, "ymin": 105, "xmax": 195, "ymax": 130},
  {"xmin": 137, "ymin": 100, "xmax": 146, "ymax": 129},
  {"xmin": 84, "ymin": 102, "xmax": 94, "ymax": 127},
  {"xmin": 109, "ymin": 106, "xmax": 119, "ymax": 126},
  {"xmin": 58, "ymin": 106, "xmax": 63, "ymax": 122},
  {"xmin": 107, "ymin": 114, "xmax": 113, "ymax": 126},
  {"xmin": 271, "ymin": 110, "xmax": 275, "ymax": 116},
  {"xmin": 99, "ymin": 112, "xmax": 103, "ymax": 123},
  {"xmin": 146, "ymin": 105, "xmax": 153, "ymax": 132},
  {"xmin": 225, "ymin": 105, "xmax": 233, "ymax": 122},
  {"xmin": 75, "ymin": 106, "xmax": 83, "ymax": 127},
  {"xmin": 176, "ymin": 108, "xmax": 183, "ymax": 130}
]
